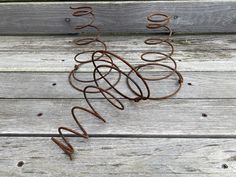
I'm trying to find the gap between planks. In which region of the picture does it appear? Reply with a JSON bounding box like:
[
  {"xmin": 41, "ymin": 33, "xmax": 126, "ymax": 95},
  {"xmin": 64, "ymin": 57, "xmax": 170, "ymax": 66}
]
[{"xmin": 2, "ymin": 134, "xmax": 236, "ymax": 139}]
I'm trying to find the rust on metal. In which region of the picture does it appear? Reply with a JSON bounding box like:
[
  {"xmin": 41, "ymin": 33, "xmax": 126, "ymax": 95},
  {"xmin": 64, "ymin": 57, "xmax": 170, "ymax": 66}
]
[{"xmin": 51, "ymin": 6, "xmax": 183, "ymax": 160}]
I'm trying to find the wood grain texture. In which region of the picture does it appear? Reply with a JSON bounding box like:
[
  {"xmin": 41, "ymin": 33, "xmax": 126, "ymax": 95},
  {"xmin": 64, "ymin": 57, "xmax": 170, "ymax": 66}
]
[
  {"xmin": 1, "ymin": 0, "xmax": 235, "ymax": 1},
  {"xmin": 0, "ymin": 7, "xmax": 235, "ymax": 175},
  {"xmin": 0, "ymin": 99, "xmax": 236, "ymax": 135},
  {"xmin": 0, "ymin": 1, "xmax": 235, "ymax": 34},
  {"xmin": 0, "ymin": 35, "xmax": 235, "ymax": 72},
  {"xmin": 0, "ymin": 72, "xmax": 235, "ymax": 99},
  {"xmin": 1, "ymin": 137, "xmax": 236, "ymax": 176}
]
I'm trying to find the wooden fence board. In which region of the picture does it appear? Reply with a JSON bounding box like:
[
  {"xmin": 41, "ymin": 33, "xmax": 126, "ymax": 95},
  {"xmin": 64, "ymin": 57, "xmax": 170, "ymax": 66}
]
[
  {"xmin": 0, "ymin": 137, "xmax": 236, "ymax": 176},
  {"xmin": 0, "ymin": 35, "xmax": 235, "ymax": 72},
  {"xmin": 0, "ymin": 1, "xmax": 235, "ymax": 34},
  {"xmin": 0, "ymin": 72, "xmax": 235, "ymax": 99},
  {"xmin": 0, "ymin": 99, "xmax": 236, "ymax": 135}
]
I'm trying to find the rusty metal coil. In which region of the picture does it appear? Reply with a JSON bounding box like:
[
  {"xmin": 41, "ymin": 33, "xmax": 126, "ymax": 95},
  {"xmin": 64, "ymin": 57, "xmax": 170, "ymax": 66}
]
[{"xmin": 51, "ymin": 7, "xmax": 183, "ymax": 160}]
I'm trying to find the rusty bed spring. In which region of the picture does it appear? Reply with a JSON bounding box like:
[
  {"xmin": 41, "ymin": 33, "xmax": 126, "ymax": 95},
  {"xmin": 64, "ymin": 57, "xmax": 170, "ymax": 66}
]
[{"xmin": 51, "ymin": 6, "xmax": 183, "ymax": 160}]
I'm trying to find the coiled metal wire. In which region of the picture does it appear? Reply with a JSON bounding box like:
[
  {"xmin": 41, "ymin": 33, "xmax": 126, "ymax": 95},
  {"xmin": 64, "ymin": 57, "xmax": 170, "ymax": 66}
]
[{"xmin": 51, "ymin": 6, "xmax": 183, "ymax": 160}]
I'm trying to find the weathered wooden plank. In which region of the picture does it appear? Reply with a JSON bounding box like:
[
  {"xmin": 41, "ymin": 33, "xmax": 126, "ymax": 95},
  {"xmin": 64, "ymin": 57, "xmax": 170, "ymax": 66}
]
[
  {"xmin": 1, "ymin": 137, "xmax": 236, "ymax": 176},
  {"xmin": 0, "ymin": 0, "xmax": 234, "ymax": 1},
  {"xmin": 0, "ymin": 35, "xmax": 235, "ymax": 51},
  {"xmin": 0, "ymin": 1, "xmax": 235, "ymax": 34},
  {"xmin": 0, "ymin": 72, "xmax": 235, "ymax": 99},
  {"xmin": 0, "ymin": 0, "xmax": 233, "ymax": 2},
  {"xmin": 0, "ymin": 35, "xmax": 235, "ymax": 72},
  {"xmin": 2, "ymin": 50, "xmax": 235, "ymax": 72},
  {"xmin": 0, "ymin": 99, "xmax": 236, "ymax": 135}
]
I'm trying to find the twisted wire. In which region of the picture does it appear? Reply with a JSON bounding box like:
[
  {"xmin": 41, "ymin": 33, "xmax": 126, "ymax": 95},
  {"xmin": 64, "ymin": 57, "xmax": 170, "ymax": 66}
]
[{"xmin": 51, "ymin": 7, "xmax": 183, "ymax": 160}]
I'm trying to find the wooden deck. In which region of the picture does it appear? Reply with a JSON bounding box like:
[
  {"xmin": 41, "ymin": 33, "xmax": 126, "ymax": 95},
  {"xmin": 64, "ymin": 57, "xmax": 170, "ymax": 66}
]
[
  {"xmin": 0, "ymin": 0, "xmax": 236, "ymax": 176},
  {"xmin": 0, "ymin": 34, "xmax": 236, "ymax": 176}
]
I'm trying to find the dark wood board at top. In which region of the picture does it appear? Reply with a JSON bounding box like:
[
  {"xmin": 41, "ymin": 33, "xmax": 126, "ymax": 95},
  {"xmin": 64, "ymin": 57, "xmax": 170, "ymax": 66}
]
[{"xmin": 0, "ymin": 1, "xmax": 235, "ymax": 34}]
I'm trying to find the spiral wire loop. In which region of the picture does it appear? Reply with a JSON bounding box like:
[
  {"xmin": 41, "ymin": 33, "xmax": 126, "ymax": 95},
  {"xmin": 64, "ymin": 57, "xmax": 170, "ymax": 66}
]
[{"xmin": 51, "ymin": 7, "xmax": 183, "ymax": 160}]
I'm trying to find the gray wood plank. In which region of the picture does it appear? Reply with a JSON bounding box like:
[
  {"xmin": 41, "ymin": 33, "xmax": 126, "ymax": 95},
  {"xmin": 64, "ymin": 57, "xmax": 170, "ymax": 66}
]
[
  {"xmin": 0, "ymin": 35, "xmax": 235, "ymax": 72},
  {"xmin": 0, "ymin": 72, "xmax": 235, "ymax": 99},
  {"xmin": 0, "ymin": 1, "xmax": 235, "ymax": 34},
  {"xmin": 0, "ymin": 99, "xmax": 236, "ymax": 135},
  {"xmin": 1, "ymin": 35, "xmax": 235, "ymax": 51},
  {"xmin": 1, "ymin": 137, "xmax": 236, "ymax": 176},
  {"xmin": 0, "ymin": 0, "xmax": 234, "ymax": 1}
]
